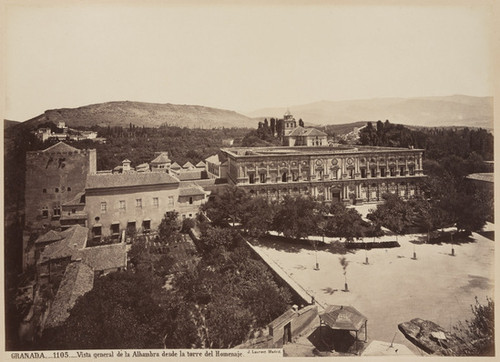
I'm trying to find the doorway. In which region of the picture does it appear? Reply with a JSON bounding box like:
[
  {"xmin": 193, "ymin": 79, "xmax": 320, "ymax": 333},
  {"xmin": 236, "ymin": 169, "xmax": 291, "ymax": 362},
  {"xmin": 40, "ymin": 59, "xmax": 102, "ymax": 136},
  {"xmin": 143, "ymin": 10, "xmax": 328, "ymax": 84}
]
[{"xmin": 283, "ymin": 322, "xmax": 292, "ymax": 344}]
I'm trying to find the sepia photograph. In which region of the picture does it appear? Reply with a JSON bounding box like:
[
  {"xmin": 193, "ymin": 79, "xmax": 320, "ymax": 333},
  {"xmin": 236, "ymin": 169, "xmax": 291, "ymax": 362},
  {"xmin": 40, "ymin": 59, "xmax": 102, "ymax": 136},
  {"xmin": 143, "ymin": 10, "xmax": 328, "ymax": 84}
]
[{"xmin": 2, "ymin": 0, "xmax": 496, "ymax": 359}]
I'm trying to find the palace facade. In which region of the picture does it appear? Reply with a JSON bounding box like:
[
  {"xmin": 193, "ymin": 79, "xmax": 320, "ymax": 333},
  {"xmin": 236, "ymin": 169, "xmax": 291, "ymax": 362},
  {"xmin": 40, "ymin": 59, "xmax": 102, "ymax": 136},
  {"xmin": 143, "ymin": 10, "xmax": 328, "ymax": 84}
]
[{"xmin": 222, "ymin": 145, "xmax": 425, "ymax": 203}]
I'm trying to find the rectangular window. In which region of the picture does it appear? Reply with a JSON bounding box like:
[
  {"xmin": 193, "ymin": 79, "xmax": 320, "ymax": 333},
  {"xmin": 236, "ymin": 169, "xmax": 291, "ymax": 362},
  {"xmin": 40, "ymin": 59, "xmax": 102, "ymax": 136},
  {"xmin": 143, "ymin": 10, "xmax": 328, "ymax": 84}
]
[
  {"xmin": 168, "ymin": 196, "xmax": 174, "ymax": 207},
  {"xmin": 53, "ymin": 207, "xmax": 61, "ymax": 217},
  {"xmin": 111, "ymin": 223, "xmax": 120, "ymax": 235},
  {"xmin": 390, "ymin": 167, "xmax": 396, "ymax": 177},
  {"xmin": 92, "ymin": 226, "xmax": 102, "ymax": 237},
  {"xmin": 249, "ymin": 173, "xmax": 256, "ymax": 184},
  {"xmin": 119, "ymin": 200, "xmax": 126, "ymax": 210},
  {"xmin": 292, "ymin": 171, "xmax": 299, "ymax": 182},
  {"xmin": 371, "ymin": 168, "xmax": 377, "ymax": 178},
  {"xmin": 153, "ymin": 197, "xmax": 159, "ymax": 208},
  {"xmin": 409, "ymin": 166, "xmax": 415, "ymax": 176},
  {"xmin": 349, "ymin": 169, "xmax": 355, "ymax": 179},
  {"xmin": 361, "ymin": 168, "xmax": 367, "ymax": 178},
  {"xmin": 400, "ymin": 166, "xmax": 405, "ymax": 176},
  {"xmin": 42, "ymin": 207, "xmax": 49, "ymax": 218},
  {"xmin": 101, "ymin": 202, "xmax": 107, "ymax": 213},
  {"xmin": 380, "ymin": 167, "xmax": 386, "ymax": 177},
  {"xmin": 259, "ymin": 173, "xmax": 266, "ymax": 183},
  {"xmin": 143, "ymin": 220, "xmax": 151, "ymax": 231},
  {"xmin": 136, "ymin": 198, "xmax": 142, "ymax": 208}
]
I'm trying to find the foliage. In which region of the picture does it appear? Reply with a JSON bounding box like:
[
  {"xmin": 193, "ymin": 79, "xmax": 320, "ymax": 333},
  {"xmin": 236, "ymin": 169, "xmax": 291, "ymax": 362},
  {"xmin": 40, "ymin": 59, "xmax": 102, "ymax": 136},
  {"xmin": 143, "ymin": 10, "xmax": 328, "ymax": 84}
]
[
  {"xmin": 324, "ymin": 202, "xmax": 365, "ymax": 241},
  {"xmin": 171, "ymin": 246, "xmax": 291, "ymax": 348},
  {"xmin": 181, "ymin": 218, "xmax": 196, "ymax": 233},
  {"xmin": 453, "ymin": 297, "xmax": 494, "ymax": 356},
  {"xmin": 241, "ymin": 118, "xmax": 285, "ymax": 146},
  {"xmin": 158, "ymin": 211, "xmax": 181, "ymax": 243},
  {"xmin": 38, "ymin": 271, "xmax": 174, "ymax": 349},
  {"xmin": 201, "ymin": 186, "xmax": 250, "ymax": 227},
  {"xmin": 199, "ymin": 226, "xmax": 239, "ymax": 253},
  {"xmin": 239, "ymin": 196, "xmax": 276, "ymax": 237},
  {"xmin": 359, "ymin": 121, "xmax": 493, "ymax": 162},
  {"xmin": 273, "ymin": 195, "xmax": 321, "ymax": 240},
  {"xmin": 367, "ymin": 194, "xmax": 416, "ymax": 235}
]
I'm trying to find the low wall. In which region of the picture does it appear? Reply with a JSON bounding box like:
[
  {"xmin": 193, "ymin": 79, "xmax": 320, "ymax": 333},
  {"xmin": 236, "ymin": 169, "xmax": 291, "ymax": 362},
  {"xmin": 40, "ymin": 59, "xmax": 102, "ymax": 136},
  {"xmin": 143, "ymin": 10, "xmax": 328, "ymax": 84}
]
[
  {"xmin": 268, "ymin": 305, "xmax": 318, "ymax": 348},
  {"xmin": 243, "ymin": 238, "xmax": 311, "ymax": 307},
  {"xmin": 345, "ymin": 241, "xmax": 399, "ymax": 249}
]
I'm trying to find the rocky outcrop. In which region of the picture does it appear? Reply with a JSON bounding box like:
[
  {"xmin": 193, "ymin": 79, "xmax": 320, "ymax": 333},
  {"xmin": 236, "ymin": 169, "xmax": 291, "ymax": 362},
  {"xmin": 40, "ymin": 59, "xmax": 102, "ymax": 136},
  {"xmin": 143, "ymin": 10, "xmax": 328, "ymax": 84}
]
[{"xmin": 398, "ymin": 318, "xmax": 463, "ymax": 356}]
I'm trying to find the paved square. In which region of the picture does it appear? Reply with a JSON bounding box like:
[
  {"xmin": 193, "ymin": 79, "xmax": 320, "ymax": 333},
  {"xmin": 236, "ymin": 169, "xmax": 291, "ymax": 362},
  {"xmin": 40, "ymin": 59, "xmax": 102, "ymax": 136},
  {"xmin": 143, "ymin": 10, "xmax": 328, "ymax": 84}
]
[{"xmin": 252, "ymin": 231, "xmax": 494, "ymax": 351}]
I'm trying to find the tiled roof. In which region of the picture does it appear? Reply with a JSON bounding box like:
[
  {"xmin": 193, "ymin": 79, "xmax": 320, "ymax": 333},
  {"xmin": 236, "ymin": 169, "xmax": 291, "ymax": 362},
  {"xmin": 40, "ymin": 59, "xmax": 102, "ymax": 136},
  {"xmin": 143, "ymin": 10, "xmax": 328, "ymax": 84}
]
[
  {"xmin": 39, "ymin": 225, "xmax": 88, "ymax": 263},
  {"xmin": 78, "ymin": 242, "xmax": 127, "ymax": 272},
  {"xmin": 35, "ymin": 230, "xmax": 62, "ymax": 244},
  {"xmin": 288, "ymin": 126, "xmax": 327, "ymax": 137},
  {"xmin": 175, "ymin": 170, "xmax": 202, "ymax": 181},
  {"xmin": 170, "ymin": 162, "xmax": 181, "ymax": 170},
  {"xmin": 179, "ymin": 182, "xmax": 206, "ymax": 196},
  {"xmin": 150, "ymin": 153, "xmax": 171, "ymax": 164},
  {"xmin": 86, "ymin": 172, "xmax": 178, "ymax": 190},
  {"xmin": 196, "ymin": 161, "xmax": 206, "ymax": 168},
  {"xmin": 42, "ymin": 142, "xmax": 79, "ymax": 153},
  {"xmin": 44, "ymin": 261, "xmax": 94, "ymax": 329},
  {"xmin": 320, "ymin": 305, "xmax": 367, "ymax": 331},
  {"xmin": 205, "ymin": 154, "xmax": 220, "ymax": 164},
  {"xmin": 466, "ymin": 173, "xmax": 494, "ymax": 183},
  {"xmin": 182, "ymin": 161, "xmax": 195, "ymax": 169},
  {"xmin": 304, "ymin": 128, "xmax": 328, "ymax": 136},
  {"xmin": 135, "ymin": 163, "xmax": 150, "ymax": 172}
]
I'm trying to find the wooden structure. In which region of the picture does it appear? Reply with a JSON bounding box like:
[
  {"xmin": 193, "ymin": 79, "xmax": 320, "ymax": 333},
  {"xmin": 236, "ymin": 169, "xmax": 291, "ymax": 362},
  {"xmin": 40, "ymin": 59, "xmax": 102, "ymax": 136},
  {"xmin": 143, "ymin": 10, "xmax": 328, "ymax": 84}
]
[{"xmin": 319, "ymin": 305, "xmax": 368, "ymax": 355}]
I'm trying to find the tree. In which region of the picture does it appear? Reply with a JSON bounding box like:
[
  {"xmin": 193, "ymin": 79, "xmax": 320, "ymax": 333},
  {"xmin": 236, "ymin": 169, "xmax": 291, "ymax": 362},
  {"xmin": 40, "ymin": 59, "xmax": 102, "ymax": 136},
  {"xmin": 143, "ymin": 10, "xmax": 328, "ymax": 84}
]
[
  {"xmin": 453, "ymin": 297, "xmax": 494, "ymax": 356},
  {"xmin": 298, "ymin": 118, "xmax": 304, "ymax": 127},
  {"xmin": 270, "ymin": 118, "xmax": 276, "ymax": 136},
  {"xmin": 38, "ymin": 271, "xmax": 171, "ymax": 349},
  {"xmin": 273, "ymin": 195, "xmax": 320, "ymax": 240},
  {"xmin": 240, "ymin": 196, "xmax": 275, "ymax": 238},
  {"xmin": 325, "ymin": 202, "xmax": 365, "ymax": 242},
  {"xmin": 367, "ymin": 194, "xmax": 416, "ymax": 237},
  {"xmin": 339, "ymin": 256, "xmax": 349, "ymax": 291},
  {"xmin": 158, "ymin": 211, "xmax": 181, "ymax": 243},
  {"xmin": 199, "ymin": 226, "xmax": 238, "ymax": 253}
]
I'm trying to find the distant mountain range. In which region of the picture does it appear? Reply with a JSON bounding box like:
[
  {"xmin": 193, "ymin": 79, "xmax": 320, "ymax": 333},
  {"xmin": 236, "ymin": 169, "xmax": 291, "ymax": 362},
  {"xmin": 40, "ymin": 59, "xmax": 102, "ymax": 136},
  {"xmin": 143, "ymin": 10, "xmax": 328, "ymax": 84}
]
[
  {"xmin": 247, "ymin": 95, "xmax": 493, "ymax": 129},
  {"xmin": 8, "ymin": 95, "xmax": 493, "ymax": 132},
  {"xmin": 16, "ymin": 101, "xmax": 257, "ymax": 130}
]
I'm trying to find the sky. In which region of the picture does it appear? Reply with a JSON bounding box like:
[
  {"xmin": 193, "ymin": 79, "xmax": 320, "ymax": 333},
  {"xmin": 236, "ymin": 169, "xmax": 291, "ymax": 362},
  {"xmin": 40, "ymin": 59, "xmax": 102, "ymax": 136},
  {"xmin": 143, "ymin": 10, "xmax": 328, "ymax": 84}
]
[{"xmin": 3, "ymin": 1, "xmax": 495, "ymax": 121}]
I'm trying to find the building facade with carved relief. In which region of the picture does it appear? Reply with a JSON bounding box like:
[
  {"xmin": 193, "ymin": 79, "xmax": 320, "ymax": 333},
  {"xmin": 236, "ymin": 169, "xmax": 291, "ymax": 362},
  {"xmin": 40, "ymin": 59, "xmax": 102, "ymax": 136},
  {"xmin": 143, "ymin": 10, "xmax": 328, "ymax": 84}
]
[{"xmin": 222, "ymin": 145, "xmax": 425, "ymax": 203}]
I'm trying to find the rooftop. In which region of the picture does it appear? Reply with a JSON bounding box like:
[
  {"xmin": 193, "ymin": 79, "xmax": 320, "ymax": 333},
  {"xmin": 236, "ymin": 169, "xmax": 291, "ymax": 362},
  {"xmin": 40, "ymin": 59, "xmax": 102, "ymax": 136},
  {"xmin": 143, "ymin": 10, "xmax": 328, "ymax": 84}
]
[
  {"xmin": 182, "ymin": 161, "xmax": 195, "ymax": 169},
  {"xmin": 174, "ymin": 169, "xmax": 203, "ymax": 181},
  {"xmin": 150, "ymin": 152, "xmax": 171, "ymax": 164},
  {"xmin": 35, "ymin": 230, "xmax": 62, "ymax": 244},
  {"xmin": 77, "ymin": 242, "xmax": 127, "ymax": 272},
  {"xmin": 466, "ymin": 173, "xmax": 494, "ymax": 183},
  {"xmin": 320, "ymin": 305, "xmax": 367, "ymax": 332},
  {"xmin": 44, "ymin": 261, "xmax": 94, "ymax": 329},
  {"xmin": 86, "ymin": 172, "xmax": 178, "ymax": 190},
  {"xmin": 222, "ymin": 145, "xmax": 423, "ymax": 158},
  {"xmin": 288, "ymin": 126, "xmax": 328, "ymax": 137},
  {"xmin": 179, "ymin": 182, "xmax": 206, "ymax": 196},
  {"xmin": 39, "ymin": 225, "xmax": 88, "ymax": 263}
]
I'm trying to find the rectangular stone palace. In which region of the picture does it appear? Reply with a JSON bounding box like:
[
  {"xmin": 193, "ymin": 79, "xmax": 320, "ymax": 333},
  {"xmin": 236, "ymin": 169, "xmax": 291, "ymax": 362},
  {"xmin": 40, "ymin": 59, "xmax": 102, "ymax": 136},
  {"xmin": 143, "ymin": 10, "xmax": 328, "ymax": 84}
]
[{"xmin": 222, "ymin": 145, "xmax": 425, "ymax": 204}]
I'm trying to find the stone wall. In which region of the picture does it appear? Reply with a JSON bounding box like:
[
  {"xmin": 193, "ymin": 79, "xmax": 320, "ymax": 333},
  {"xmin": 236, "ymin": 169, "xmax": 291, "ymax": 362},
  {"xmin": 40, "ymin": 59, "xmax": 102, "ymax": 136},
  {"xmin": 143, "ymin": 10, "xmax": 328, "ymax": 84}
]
[{"xmin": 25, "ymin": 147, "xmax": 96, "ymax": 229}]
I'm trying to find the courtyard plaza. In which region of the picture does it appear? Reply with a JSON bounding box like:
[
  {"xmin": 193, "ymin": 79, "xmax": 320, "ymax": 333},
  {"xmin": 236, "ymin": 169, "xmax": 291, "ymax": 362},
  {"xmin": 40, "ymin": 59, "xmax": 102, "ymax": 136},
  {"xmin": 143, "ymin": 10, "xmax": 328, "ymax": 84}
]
[{"xmin": 250, "ymin": 206, "xmax": 494, "ymax": 355}]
